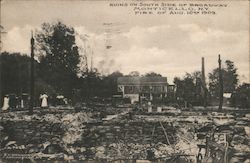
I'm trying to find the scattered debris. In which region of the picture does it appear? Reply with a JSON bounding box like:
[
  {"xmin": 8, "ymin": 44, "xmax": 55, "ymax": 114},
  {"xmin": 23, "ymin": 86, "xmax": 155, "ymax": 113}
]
[{"xmin": 0, "ymin": 105, "xmax": 249, "ymax": 162}]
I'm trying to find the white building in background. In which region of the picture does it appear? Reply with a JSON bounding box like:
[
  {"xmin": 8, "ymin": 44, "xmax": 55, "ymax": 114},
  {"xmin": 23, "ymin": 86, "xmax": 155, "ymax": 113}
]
[{"xmin": 117, "ymin": 76, "xmax": 173, "ymax": 104}]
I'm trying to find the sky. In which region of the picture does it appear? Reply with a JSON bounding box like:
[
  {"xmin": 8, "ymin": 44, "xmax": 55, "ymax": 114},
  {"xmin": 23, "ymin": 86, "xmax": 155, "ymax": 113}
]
[{"xmin": 1, "ymin": 0, "xmax": 249, "ymax": 84}]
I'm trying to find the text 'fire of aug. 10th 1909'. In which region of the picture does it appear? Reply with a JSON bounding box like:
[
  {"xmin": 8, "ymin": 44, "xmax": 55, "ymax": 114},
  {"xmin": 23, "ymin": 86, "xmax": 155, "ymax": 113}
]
[{"xmin": 109, "ymin": 2, "xmax": 228, "ymax": 15}]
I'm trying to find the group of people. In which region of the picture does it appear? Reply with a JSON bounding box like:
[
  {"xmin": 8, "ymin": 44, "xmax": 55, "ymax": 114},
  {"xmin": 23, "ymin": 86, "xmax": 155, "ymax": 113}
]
[
  {"xmin": 1, "ymin": 94, "xmax": 29, "ymax": 111},
  {"xmin": 1, "ymin": 93, "xmax": 69, "ymax": 111},
  {"xmin": 1, "ymin": 93, "xmax": 49, "ymax": 111}
]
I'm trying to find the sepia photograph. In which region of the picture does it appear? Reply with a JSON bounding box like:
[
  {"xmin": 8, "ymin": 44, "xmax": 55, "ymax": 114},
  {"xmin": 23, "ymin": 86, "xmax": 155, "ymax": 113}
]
[{"xmin": 0, "ymin": 0, "xmax": 249, "ymax": 162}]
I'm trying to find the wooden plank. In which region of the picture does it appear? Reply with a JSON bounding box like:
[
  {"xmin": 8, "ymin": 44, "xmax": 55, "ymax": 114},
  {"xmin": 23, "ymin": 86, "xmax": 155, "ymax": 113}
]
[{"xmin": 159, "ymin": 121, "xmax": 170, "ymax": 145}]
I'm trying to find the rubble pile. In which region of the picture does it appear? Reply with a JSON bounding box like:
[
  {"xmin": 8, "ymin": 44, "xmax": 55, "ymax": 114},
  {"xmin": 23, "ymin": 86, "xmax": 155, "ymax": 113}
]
[
  {"xmin": 0, "ymin": 106, "xmax": 249, "ymax": 162},
  {"xmin": 0, "ymin": 110, "xmax": 94, "ymax": 161},
  {"xmin": 1, "ymin": 119, "xmax": 63, "ymax": 146},
  {"xmin": 61, "ymin": 112, "xmax": 93, "ymax": 144},
  {"xmin": 82, "ymin": 121, "xmax": 177, "ymax": 145}
]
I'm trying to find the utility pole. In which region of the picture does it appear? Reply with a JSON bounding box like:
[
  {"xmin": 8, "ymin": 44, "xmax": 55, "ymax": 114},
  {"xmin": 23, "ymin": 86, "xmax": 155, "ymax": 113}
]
[
  {"xmin": 218, "ymin": 54, "xmax": 223, "ymax": 111},
  {"xmin": 29, "ymin": 31, "xmax": 35, "ymax": 114},
  {"xmin": 90, "ymin": 48, "xmax": 93, "ymax": 72},
  {"xmin": 0, "ymin": 25, "xmax": 7, "ymax": 107}
]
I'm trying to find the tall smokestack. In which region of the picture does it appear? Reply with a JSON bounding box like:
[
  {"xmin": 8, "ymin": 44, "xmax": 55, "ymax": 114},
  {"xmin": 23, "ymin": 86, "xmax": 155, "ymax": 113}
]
[
  {"xmin": 201, "ymin": 57, "xmax": 207, "ymax": 107},
  {"xmin": 201, "ymin": 57, "xmax": 205, "ymax": 85}
]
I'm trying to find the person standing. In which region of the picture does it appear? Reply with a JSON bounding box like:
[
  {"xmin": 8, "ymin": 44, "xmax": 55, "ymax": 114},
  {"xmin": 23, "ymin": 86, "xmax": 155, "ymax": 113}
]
[
  {"xmin": 20, "ymin": 97, "xmax": 24, "ymax": 109},
  {"xmin": 40, "ymin": 94, "xmax": 48, "ymax": 108},
  {"xmin": 2, "ymin": 95, "xmax": 9, "ymax": 111}
]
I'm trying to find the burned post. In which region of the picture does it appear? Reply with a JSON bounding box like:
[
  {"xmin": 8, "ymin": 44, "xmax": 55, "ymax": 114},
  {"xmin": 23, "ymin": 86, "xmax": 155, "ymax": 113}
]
[
  {"xmin": 29, "ymin": 32, "xmax": 35, "ymax": 114},
  {"xmin": 0, "ymin": 25, "xmax": 7, "ymax": 107},
  {"xmin": 218, "ymin": 54, "xmax": 223, "ymax": 111}
]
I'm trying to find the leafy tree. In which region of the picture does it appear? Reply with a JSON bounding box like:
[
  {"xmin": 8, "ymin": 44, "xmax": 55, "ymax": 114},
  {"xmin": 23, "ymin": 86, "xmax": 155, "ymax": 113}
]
[
  {"xmin": 208, "ymin": 60, "xmax": 238, "ymax": 98},
  {"xmin": 174, "ymin": 72, "xmax": 202, "ymax": 106},
  {"xmin": 0, "ymin": 52, "xmax": 31, "ymax": 103},
  {"xmin": 186, "ymin": 71, "xmax": 202, "ymax": 80},
  {"xmin": 144, "ymin": 72, "xmax": 162, "ymax": 77},
  {"xmin": 208, "ymin": 68, "xmax": 226, "ymax": 98},
  {"xmin": 86, "ymin": 69, "xmax": 102, "ymax": 98},
  {"xmin": 224, "ymin": 60, "xmax": 239, "ymax": 92},
  {"xmin": 233, "ymin": 83, "xmax": 250, "ymax": 108},
  {"xmin": 128, "ymin": 71, "xmax": 140, "ymax": 77},
  {"xmin": 102, "ymin": 71, "xmax": 124, "ymax": 96},
  {"xmin": 173, "ymin": 77, "xmax": 184, "ymax": 100},
  {"xmin": 0, "ymin": 52, "xmax": 60, "ymax": 106},
  {"xmin": 35, "ymin": 21, "xmax": 80, "ymax": 98}
]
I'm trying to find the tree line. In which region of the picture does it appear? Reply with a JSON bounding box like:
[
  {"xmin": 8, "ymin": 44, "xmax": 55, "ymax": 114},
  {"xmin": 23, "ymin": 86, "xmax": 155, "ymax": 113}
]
[
  {"xmin": 173, "ymin": 60, "xmax": 246, "ymax": 107},
  {"xmin": 1, "ymin": 21, "xmax": 249, "ymax": 108}
]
